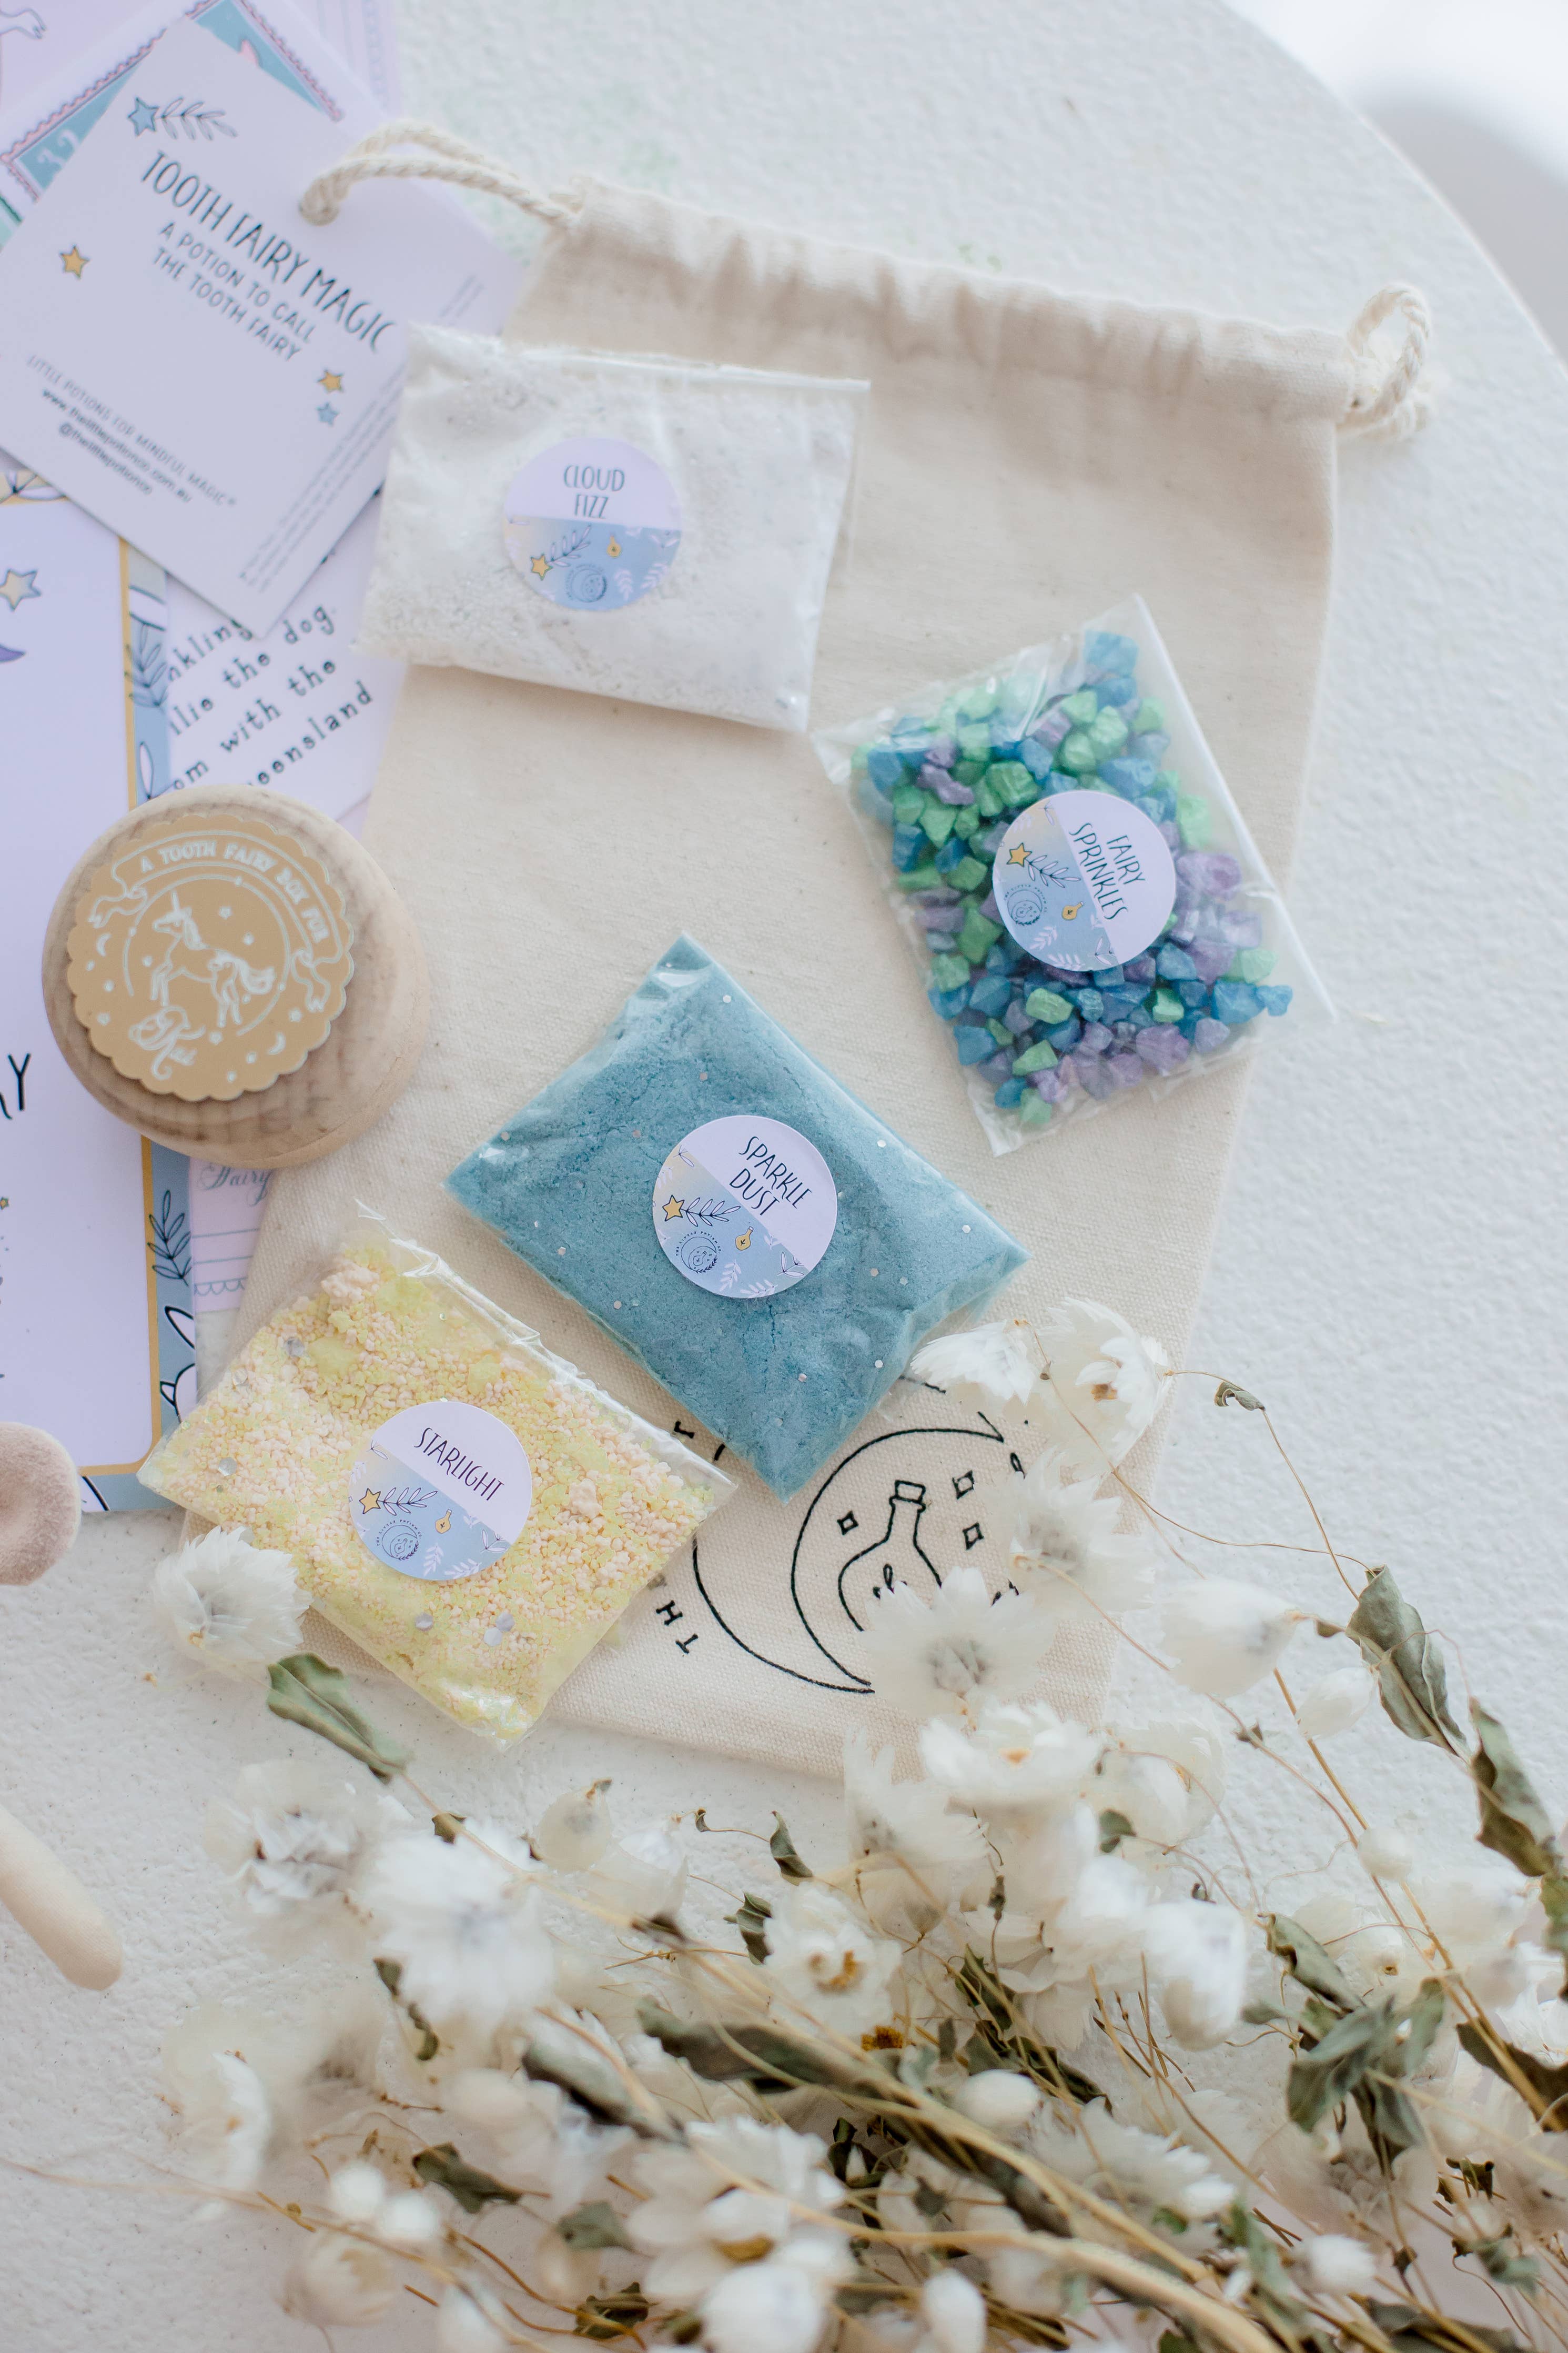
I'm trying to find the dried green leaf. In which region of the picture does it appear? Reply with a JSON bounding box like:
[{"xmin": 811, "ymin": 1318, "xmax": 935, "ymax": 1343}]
[
  {"xmin": 266, "ymin": 1653, "xmax": 409, "ymax": 1782},
  {"xmin": 432, "ymin": 1811, "xmax": 465, "ymax": 1844},
  {"xmin": 1543, "ymin": 1874, "xmax": 1568, "ymax": 1999},
  {"xmin": 557, "ymin": 2200, "xmax": 631, "ymax": 2251},
  {"xmin": 1214, "ymin": 1380, "xmax": 1264, "ymax": 1412},
  {"xmin": 1456, "ymin": 2023, "xmax": 1568, "ymax": 2130},
  {"xmin": 524, "ymin": 2016, "xmax": 650, "ymax": 2130},
  {"xmin": 1240, "ymin": 1998, "xmax": 1287, "ymax": 2026},
  {"xmin": 1287, "ymin": 2002, "xmax": 1397, "ymax": 2130},
  {"xmin": 1220, "ymin": 2198, "xmax": 1306, "ymax": 2326},
  {"xmin": 1267, "ymin": 1912, "xmax": 1357, "ymax": 2013},
  {"xmin": 1470, "ymin": 1703, "xmax": 1563, "ymax": 1881},
  {"xmin": 1346, "ymin": 1568, "xmax": 1463, "ymax": 1750},
  {"xmin": 769, "ymin": 1813, "xmax": 813, "ymax": 1881},
  {"xmin": 1352, "ymin": 1979, "xmax": 1444, "ymax": 2169},
  {"xmin": 726, "ymin": 1893, "xmax": 771, "ymax": 1965},
  {"xmin": 412, "ymin": 2142, "xmax": 520, "ymax": 2214},
  {"xmin": 954, "ymin": 1948, "xmax": 1104, "ymax": 2107},
  {"xmin": 1098, "ymin": 1808, "xmax": 1134, "ymax": 1854},
  {"xmin": 635, "ymin": 2002, "xmax": 865, "ymax": 2095},
  {"xmin": 575, "ymin": 2289, "xmax": 651, "ymax": 2341},
  {"xmin": 1368, "ymin": 2302, "xmax": 1525, "ymax": 2353}
]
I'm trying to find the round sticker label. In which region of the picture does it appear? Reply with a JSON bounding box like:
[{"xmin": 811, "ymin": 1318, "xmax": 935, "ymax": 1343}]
[
  {"xmin": 503, "ymin": 435, "xmax": 681, "ymax": 611},
  {"xmin": 992, "ymin": 789, "xmax": 1177, "ymax": 972},
  {"xmin": 653, "ymin": 1116, "xmax": 837, "ymax": 1299},
  {"xmin": 350, "ymin": 1400, "xmax": 532, "ymax": 1583}
]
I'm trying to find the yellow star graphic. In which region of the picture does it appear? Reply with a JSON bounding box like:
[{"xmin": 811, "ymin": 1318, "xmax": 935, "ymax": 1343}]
[
  {"xmin": 530, "ymin": 554, "xmax": 550, "ymax": 577},
  {"xmin": 358, "ymin": 1488, "xmax": 381, "ymax": 1514},
  {"xmin": 661, "ymin": 1195, "xmax": 685, "ymax": 1221},
  {"xmin": 1007, "ymin": 843, "xmax": 1029, "ymax": 865},
  {"xmin": 318, "ymin": 369, "xmax": 343, "ymax": 393},
  {"xmin": 60, "ymin": 246, "xmax": 88, "ymax": 276}
]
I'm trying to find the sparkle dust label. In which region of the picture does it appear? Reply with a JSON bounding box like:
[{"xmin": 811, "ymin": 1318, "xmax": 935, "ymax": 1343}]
[
  {"xmin": 350, "ymin": 1399, "xmax": 532, "ymax": 1582},
  {"xmin": 653, "ymin": 1115, "xmax": 838, "ymax": 1299},
  {"xmin": 503, "ymin": 435, "xmax": 681, "ymax": 612},
  {"xmin": 992, "ymin": 788, "xmax": 1177, "ymax": 972}
]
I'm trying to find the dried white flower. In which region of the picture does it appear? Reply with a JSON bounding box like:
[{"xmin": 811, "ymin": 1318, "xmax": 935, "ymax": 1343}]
[
  {"xmin": 362, "ymin": 1821, "xmax": 553, "ymax": 2038},
  {"xmin": 910, "ymin": 1318, "xmax": 1043, "ymax": 1407},
  {"xmin": 763, "ymin": 1880, "xmax": 901, "ymax": 2039},
  {"xmin": 859, "ymin": 1564, "xmax": 1056, "ymax": 1722},
  {"xmin": 1302, "ymin": 2233, "xmax": 1378, "ymax": 2295},
  {"xmin": 435, "ymin": 2284, "xmax": 510, "ymax": 2353},
  {"xmin": 203, "ymin": 1758, "xmax": 391, "ymax": 1953},
  {"xmin": 843, "ymin": 1730, "xmax": 983, "ymax": 1870},
  {"xmin": 1142, "ymin": 1899, "xmax": 1249, "ymax": 2049},
  {"xmin": 1007, "ymin": 1447, "xmax": 1153, "ymax": 1625},
  {"xmin": 151, "ymin": 1527, "xmax": 304, "ymax": 1677},
  {"xmin": 584, "ymin": 1821, "xmax": 687, "ymax": 1920},
  {"xmin": 1095, "ymin": 1748, "xmax": 1191, "ymax": 1847},
  {"xmin": 164, "ymin": 2038, "xmax": 274, "ymax": 2193},
  {"xmin": 919, "ymin": 1698, "xmax": 1099, "ymax": 1817},
  {"xmin": 1296, "ymin": 1664, "xmax": 1375, "ymax": 1739},
  {"xmin": 532, "ymin": 1781, "xmax": 612, "ymax": 1872},
  {"xmin": 327, "ymin": 2158, "xmax": 388, "ymax": 2223},
  {"xmin": 281, "ymin": 2233, "xmax": 397, "ymax": 2327},
  {"xmin": 920, "ymin": 2265, "xmax": 988, "ymax": 2353},
  {"xmin": 1000, "ymin": 1799, "xmax": 1098, "ymax": 1916},
  {"xmin": 629, "ymin": 2117, "xmax": 841, "ymax": 2304},
  {"xmin": 1357, "ymin": 1825, "xmax": 1415, "ymax": 1882},
  {"xmin": 952, "ymin": 2068, "xmax": 1041, "ymax": 2134},
  {"xmin": 1028, "ymin": 2100, "xmax": 1232, "ymax": 2222},
  {"xmin": 700, "ymin": 2230, "xmax": 850, "ymax": 2353},
  {"xmin": 1163, "ymin": 1577, "xmax": 1304, "ymax": 1697},
  {"xmin": 447, "ymin": 2060, "xmax": 628, "ymax": 2214},
  {"xmin": 1035, "ymin": 1299, "xmax": 1171, "ymax": 1471}
]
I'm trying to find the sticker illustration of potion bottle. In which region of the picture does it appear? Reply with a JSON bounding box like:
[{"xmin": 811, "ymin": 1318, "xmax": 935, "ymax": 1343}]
[{"xmin": 836, "ymin": 1478, "xmax": 942, "ymax": 1630}]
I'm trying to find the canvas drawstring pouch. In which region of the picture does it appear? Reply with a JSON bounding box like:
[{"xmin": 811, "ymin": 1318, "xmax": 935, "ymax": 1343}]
[{"xmin": 219, "ymin": 120, "xmax": 1430, "ymax": 1777}]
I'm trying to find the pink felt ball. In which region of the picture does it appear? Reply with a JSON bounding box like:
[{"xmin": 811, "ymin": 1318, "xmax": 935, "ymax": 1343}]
[{"xmin": 0, "ymin": 1423, "xmax": 82, "ymax": 1584}]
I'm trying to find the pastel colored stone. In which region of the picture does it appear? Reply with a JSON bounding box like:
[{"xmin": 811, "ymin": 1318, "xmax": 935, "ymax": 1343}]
[
  {"xmin": 957, "ymin": 721, "xmax": 991, "ymax": 760},
  {"xmin": 892, "ymin": 824, "xmax": 925, "ymax": 870},
  {"xmin": 993, "ymin": 1077, "xmax": 1026, "ymax": 1109},
  {"xmin": 948, "ymin": 854, "xmax": 989, "ymax": 893},
  {"xmin": 1074, "ymin": 987, "xmax": 1105, "ymax": 1021},
  {"xmin": 1018, "ymin": 1090, "xmax": 1054, "ymax": 1130},
  {"xmin": 1132, "ymin": 698, "xmax": 1164, "ymax": 733},
  {"xmin": 992, "ymin": 760, "xmax": 1040, "ymax": 810},
  {"xmin": 978, "ymin": 1051, "xmax": 1014, "ymax": 1081},
  {"xmin": 867, "ymin": 746, "xmax": 905, "ymax": 789},
  {"xmin": 1078, "ymin": 1021, "xmax": 1112, "ymax": 1054},
  {"xmin": 1136, "ymin": 1025, "xmax": 1190, "ymax": 1072},
  {"xmin": 1085, "ymin": 630, "xmax": 1138, "ymax": 675},
  {"xmin": 930, "ymin": 953, "xmax": 970, "ymax": 993},
  {"xmin": 1031, "ymin": 1067, "xmax": 1069, "ymax": 1102},
  {"xmin": 1107, "ymin": 1053, "xmax": 1144, "ymax": 1088},
  {"xmin": 1177, "ymin": 795, "xmax": 1212, "ymax": 849},
  {"xmin": 967, "ymin": 972, "xmax": 1011, "ymax": 1018},
  {"xmin": 1044, "ymin": 1015, "xmax": 1082, "ymax": 1050},
  {"xmin": 1060, "ymin": 688, "xmax": 1099, "ymax": 725},
  {"xmin": 1086, "ymin": 708, "xmax": 1129, "ymax": 758},
  {"xmin": 1098, "ymin": 757, "xmax": 1154, "ymax": 798},
  {"xmin": 952, "ymin": 806, "xmax": 981, "ymax": 839},
  {"xmin": 0, "ymin": 1423, "xmax": 80, "ymax": 1585},
  {"xmin": 956, "ymin": 907, "xmax": 1003, "ymax": 963},
  {"xmin": 1177, "ymin": 849, "xmax": 1244, "ymax": 896},
  {"xmin": 1192, "ymin": 1016, "xmax": 1230, "ymax": 1052},
  {"xmin": 1256, "ymin": 984, "xmax": 1294, "ymax": 1016},
  {"xmin": 1212, "ymin": 980, "xmax": 1263, "ymax": 1024},
  {"xmin": 926, "ymin": 733, "xmax": 957, "ymax": 768},
  {"xmin": 1190, "ymin": 941, "xmax": 1233, "ymax": 985},
  {"xmin": 927, "ymin": 983, "xmax": 969, "ymax": 1019},
  {"xmin": 1238, "ymin": 947, "xmax": 1277, "ymax": 982},
  {"xmin": 1024, "ymin": 988, "xmax": 1072, "ymax": 1024},
  {"xmin": 1056, "ymin": 729, "xmax": 1100, "ymax": 774},
  {"xmin": 985, "ymin": 1018, "xmax": 1013, "ymax": 1048},
  {"xmin": 934, "ymin": 772, "xmax": 975, "ymax": 805},
  {"xmin": 1011, "ymin": 1040, "xmax": 1058, "ymax": 1076},
  {"xmin": 1150, "ymin": 987, "xmax": 1185, "ymax": 1023},
  {"xmin": 920, "ymin": 801, "xmax": 956, "ymax": 846},
  {"xmin": 955, "ymin": 1022, "xmax": 996, "ymax": 1065},
  {"xmin": 1122, "ymin": 953, "xmax": 1157, "ymax": 984},
  {"xmin": 1095, "ymin": 673, "xmax": 1138, "ymax": 708},
  {"xmin": 1032, "ymin": 707, "xmax": 1073, "ymax": 751},
  {"xmin": 1002, "ymin": 998, "xmax": 1034, "ymax": 1037},
  {"xmin": 1074, "ymin": 1052, "xmax": 1119, "ymax": 1100},
  {"xmin": 1155, "ymin": 944, "xmax": 1198, "ymax": 981},
  {"xmin": 447, "ymin": 939, "xmax": 1027, "ymax": 1500}
]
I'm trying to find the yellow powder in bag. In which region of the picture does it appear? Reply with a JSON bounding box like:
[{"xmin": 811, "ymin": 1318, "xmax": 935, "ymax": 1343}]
[{"xmin": 139, "ymin": 1228, "xmax": 731, "ymax": 1739}]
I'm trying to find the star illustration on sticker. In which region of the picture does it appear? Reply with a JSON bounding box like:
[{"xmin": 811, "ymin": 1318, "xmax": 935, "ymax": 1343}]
[
  {"xmin": 1007, "ymin": 842, "xmax": 1029, "ymax": 864},
  {"xmin": 318, "ymin": 369, "xmax": 343, "ymax": 393},
  {"xmin": 127, "ymin": 96, "xmax": 159, "ymax": 133},
  {"xmin": 661, "ymin": 1195, "xmax": 685, "ymax": 1221},
  {"xmin": 530, "ymin": 554, "xmax": 550, "ymax": 577},
  {"xmin": 358, "ymin": 1489, "xmax": 382, "ymax": 1514},
  {"xmin": 60, "ymin": 246, "xmax": 88, "ymax": 276},
  {"xmin": 316, "ymin": 401, "xmax": 338, "ymax": 425},
  {"xmin": 0, "ymin": 568, "xmax": 40, "ymax": 610}
]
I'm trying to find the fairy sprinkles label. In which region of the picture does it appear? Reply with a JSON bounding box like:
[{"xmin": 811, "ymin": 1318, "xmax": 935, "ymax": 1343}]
[
  {"xmin": 653, "ymin": 1116, "xmax": 838, "ymax": 1299},
  {"xmin": 503, "ymin": 435, "xmax": 682, "ymax": 611},
  {"xmin": 993, "ymin": 789, "xmax": 1177, "ymax": 972},
  {"xmin": 350, "ymin": 1400, "xmax": 532, "ymax": 1583}
]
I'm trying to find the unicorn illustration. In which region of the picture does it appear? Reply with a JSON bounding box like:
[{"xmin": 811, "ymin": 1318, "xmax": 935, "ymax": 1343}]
[{"xmin": 127, "ymin": 893, "xmax": 276, "ymax": 1082}]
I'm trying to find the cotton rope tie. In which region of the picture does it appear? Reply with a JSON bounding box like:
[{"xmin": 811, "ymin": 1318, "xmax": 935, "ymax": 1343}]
[
  {"xmin": 299, "ymin": 117, "xmax": 578, "ymax": 228},
  {"xmin": 1341, "ymin": 282, "xmax": 1434, "ymax": 441}
]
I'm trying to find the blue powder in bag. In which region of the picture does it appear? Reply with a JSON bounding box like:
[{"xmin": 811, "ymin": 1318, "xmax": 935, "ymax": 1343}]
[{"xmin": 447, "ymin": 937, "xmax": 1027, "ymax": 1497}]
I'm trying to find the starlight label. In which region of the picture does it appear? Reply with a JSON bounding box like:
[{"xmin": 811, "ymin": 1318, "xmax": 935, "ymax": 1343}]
[
  {"xmin": 992, "ymin": 789, "xmax": 1176, "ymax": 972},
  {"xmin": 653, "ymin": 1115, "xmax": 838, "ymax": 1299},
  {"xmin": 350, "ymin": 1399, "xmax": 532, "ymax": 1582},
  {"xmin": 503, "ymin": 435, "xmax": 682, "ymax": 611},
  {"xmin": 65, "ymin": 805, "xmax": 353, "ymax": 1101}
]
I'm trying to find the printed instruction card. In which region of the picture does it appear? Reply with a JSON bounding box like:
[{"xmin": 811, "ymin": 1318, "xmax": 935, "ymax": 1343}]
[{"xmin": 0, "ymin": 12, "xmax": 518, "ymax": 630}]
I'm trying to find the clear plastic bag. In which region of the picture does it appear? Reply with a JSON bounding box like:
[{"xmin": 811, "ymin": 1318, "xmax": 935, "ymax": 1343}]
[
  {"xmin": 446, "ymin": 936, "xmax": 1028, "ymax": 1500},
  {"xmin": 813, "ymin": 596, "xmax": 1332, "ymax": 1152},
  {"xmin": 357, "ymin": 329, "xmax": 867, "ymax": 730},
  {"xmin": 138, "ymin": 1219, "xmax": 732, "ymax": 1741}
]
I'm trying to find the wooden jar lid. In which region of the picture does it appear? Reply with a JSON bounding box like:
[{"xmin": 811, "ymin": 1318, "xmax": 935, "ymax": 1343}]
[{"xmin": 42, "ymin": 784, "xmax": 428, "ymax": 1170}]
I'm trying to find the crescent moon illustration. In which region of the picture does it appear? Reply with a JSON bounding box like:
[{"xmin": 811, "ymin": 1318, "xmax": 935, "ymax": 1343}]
[
  {"xmin": 269, "ymin": 1031, "xmax": 286, "ymax": 1052},
  {"xmin": 688, "ymin": 1417, "xmax": 1020, "ymax": 1691}
]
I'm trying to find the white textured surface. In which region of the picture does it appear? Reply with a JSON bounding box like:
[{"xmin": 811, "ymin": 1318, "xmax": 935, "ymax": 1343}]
[{"xmin": 4, "ymin": 2, "xmax": 1567, "ymax": 2345}]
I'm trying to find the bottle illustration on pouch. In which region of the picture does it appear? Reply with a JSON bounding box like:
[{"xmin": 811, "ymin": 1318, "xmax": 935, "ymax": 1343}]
[{"xmin": 836, "ymin": 1479, "xmax": 942, "ymax": 1628}]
